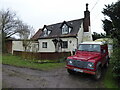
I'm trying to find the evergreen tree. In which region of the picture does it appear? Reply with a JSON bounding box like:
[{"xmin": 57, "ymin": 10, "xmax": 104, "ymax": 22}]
[
  {"xmin": 102, "ymin": 1, "xmax": 120, "ymax": 45},
  {"xmin": 102, "ymin": 1, "xmax": 120, "ymax": 80},
  {"xmin": 92, "ymin": 32, "xmax": 106, "ymax": 41}
]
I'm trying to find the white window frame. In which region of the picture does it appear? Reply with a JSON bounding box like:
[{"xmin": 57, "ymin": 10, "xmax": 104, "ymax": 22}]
[
  {"xmin": 42, "ymin": 42, "xmax": 47, "ymax": 48},
  {"xmin": 62, "ymin": 41, "xmax": 68, "ymax": 48},
  {"xmin": 62, "ymin": 24, "xmax": 69, "ymax": 34},
  {"xmin": 43, "ymin": 28, "xmax": 51, "ymax": 36},
  {"xmin": 44, "ymin": 28, "xmax": 48, "ymax": 36}
]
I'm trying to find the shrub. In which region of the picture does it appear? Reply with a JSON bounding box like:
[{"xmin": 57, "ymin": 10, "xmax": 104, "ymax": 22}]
[{"xmin": 111, "ymin": 48, "xmax": 120, "ymax": 79}]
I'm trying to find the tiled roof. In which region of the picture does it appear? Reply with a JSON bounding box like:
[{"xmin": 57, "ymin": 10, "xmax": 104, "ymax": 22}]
[
  {"xmin": 31, "ymin": 29, "xmax": 42, "ymax": 40},
  {"xmin": 39, "ymin": 18, "xmax": 83, "ymax": 39}
]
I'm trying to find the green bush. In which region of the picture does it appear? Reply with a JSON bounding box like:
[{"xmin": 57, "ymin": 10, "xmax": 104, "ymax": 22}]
[{"xmin": 111, "ymin": 48, "xmax": 120, "ymax": 79}]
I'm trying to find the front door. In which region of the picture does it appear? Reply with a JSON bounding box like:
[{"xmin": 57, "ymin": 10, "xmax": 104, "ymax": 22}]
[{"xmin": 56, "ymin": 42, "xmax": 62, "ymax": 52}]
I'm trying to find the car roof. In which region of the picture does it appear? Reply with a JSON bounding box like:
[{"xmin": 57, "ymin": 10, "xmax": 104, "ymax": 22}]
[{"xmin": 80, "ymin": 41, "xmax": 106, "ymax": 45}]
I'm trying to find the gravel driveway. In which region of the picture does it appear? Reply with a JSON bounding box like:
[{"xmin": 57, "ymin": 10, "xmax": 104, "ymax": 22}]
[{"xmin": 2, "ymin": 64, "xmax": 105, "ymax": 88}]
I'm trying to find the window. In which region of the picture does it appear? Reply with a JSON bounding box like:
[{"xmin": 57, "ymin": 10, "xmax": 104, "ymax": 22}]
[
  {"xmin": 62, "ymin": 24, "xmax": 69, "ymax": 34},
  {"xmin": 62, "ymin": 41, "xmax": 68, "ymax": 48},
  {"xmin": 43, "ymin": 28, "xmax": 51, "ymax": 36},
  {"xmin": 44, "ymin": 28, "xmax": 48, "ymax": 36},
  {"xmin": 78, "ymin": 44, "xmax": 100, "ymax": 52},
  {"xmin": 42, "ymin": 42, "xmax": 47, "ymax": 48}
]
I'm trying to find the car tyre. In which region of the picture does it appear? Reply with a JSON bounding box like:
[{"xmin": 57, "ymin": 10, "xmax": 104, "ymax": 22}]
[{"xmin": 94, "ymin": 67, "xmax": 102, "ymax": 80}]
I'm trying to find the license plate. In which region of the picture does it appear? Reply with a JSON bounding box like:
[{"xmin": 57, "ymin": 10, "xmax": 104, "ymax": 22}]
[{"xmin": 74, "ymin": 68, "xmax": 83, "ymax": 72}]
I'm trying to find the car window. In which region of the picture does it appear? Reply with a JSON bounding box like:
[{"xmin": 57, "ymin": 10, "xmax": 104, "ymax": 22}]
[{"xmin": 78, "ymin": 44, "xmax": 100, "ymax": 52}]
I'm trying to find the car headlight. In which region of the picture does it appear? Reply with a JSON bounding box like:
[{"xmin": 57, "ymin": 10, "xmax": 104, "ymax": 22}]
[
  {"xmin": 69, "ymin": 61, "xmax": 72, "ymax": 64},
  {"xmin": 68, "ymin": 60, "xmax": 73, "ymax": 65},
  {"xmin": 67, "ymin": 59, "xmax": 73, "ymax": 65},
  {"xmin": 87, "ymin": 62, "xmax": 94, "ymax": 69}
]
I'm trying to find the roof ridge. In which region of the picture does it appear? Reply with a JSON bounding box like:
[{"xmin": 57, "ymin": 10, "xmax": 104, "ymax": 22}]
[{"xmin": 45, "ymin": 18, "xmax": 83, "ymax": 27}]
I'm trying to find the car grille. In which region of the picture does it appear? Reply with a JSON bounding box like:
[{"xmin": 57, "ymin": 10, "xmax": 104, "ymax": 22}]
[{"xmin": 68, "ymin": 59, "xmax": 88, "ymax": 68}]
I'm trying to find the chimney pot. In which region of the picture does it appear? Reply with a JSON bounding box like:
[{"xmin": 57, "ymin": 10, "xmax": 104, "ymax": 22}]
[{"xmin": 86, "ymin": 3, "xmax": 89, "ymax": 11}]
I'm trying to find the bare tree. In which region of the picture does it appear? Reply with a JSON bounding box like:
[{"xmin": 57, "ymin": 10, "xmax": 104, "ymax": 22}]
[
  {"xmin": 1, "ymin": 9, "xmax": 18, "ymax": 38},
  {"xmin": 0, "ymin": 9, "xmax": 32, "ymax": 39},
  {"xmin": 18, "ymin": 23, "xmax": 35, "ymax": 51},
  {"xmin": 0, "ymin": 9, "xmax": 34, "ymax": 53},
  {"xmin": 18, "ymin": 23, "xmax": 34, "ymax": 39}
]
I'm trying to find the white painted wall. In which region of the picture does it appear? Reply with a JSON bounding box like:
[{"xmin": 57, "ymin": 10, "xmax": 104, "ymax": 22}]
[
  {"xmin": 77, "ymin": 22, "xmax": 84, "ymax": 44},
  {"xmin": 77, "ymin": 22, "xmax": 93, "ymax": 45},
  {"xmin": 61, "ymin": 38, "xmax": 77, "ymax": 52},
  {"xmin": 38, "ymin": 39, "xmax": 55, "ymax": 52},
  {"xmin": 83, "ymin": 26, "xmax": 93, "ymax": 42},
  {"xmin": 12, "ymin": 41, "xmax": 24, "ymax": 53},
  {"xmin": 12, "ymin": 41, "xmax": 39, "ymax": 53},
  {"xmin": 38, "ymin": 38, "xmax": 77, "ymax": 52}
]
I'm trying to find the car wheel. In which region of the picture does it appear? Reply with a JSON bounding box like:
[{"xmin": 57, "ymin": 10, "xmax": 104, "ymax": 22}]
[
  {"xmin": 94, "ymin": 67, "xmax": 102, "ymax": 80},
  {"xmin": 67, "ymin": 69, "xmax": 75, "ymax": 75}
]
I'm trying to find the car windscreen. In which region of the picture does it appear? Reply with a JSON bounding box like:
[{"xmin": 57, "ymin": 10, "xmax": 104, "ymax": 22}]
[{"xmin": 78, "ymin": 44, "xmax": 100, "ymax": 52}]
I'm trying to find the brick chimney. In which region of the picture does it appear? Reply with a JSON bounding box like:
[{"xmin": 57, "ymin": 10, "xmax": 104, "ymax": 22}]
[{"xmin": 83, "ymin": 3, "xmax": 90, "ymax": 32}]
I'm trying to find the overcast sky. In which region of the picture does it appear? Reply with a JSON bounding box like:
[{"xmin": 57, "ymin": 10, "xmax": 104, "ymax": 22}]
[{"xmin": 0, "ymin": 0, "xmax": 118, "ymax": 34}]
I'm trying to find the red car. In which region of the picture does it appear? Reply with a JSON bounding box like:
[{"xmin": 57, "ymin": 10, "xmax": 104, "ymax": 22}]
[{"xmin": 66, "ymin": 42, "xmax": 109, "ymax": 80}]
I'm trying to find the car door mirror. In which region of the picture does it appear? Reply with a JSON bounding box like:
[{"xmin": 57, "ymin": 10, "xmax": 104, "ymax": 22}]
[{"xmin": 72, "ymin": 49, "xmax": 77, "ymax": 55}]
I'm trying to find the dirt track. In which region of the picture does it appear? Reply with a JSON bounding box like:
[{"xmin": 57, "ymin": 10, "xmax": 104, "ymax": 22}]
[{"xmin": 2, "ymin": 64, "xmax": 105, "ymax": 88}]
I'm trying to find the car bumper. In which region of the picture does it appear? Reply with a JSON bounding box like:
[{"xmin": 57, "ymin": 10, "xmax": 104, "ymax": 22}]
[{"xmin": 65, "ymin": 66, "xmax": 95, "ymax": 75}]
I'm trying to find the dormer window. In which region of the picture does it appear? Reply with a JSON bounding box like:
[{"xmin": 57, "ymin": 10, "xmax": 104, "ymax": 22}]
[
  {"xmin": 43, "ymin": 27, "xmax": 51, "ymax": 37},
  {"xmin": 62, "ymin": 23, "xmax": 72, "ymax": 34},
  {"xmin": 44, "ymin": 28, "xmax": 47, "ymax": 36},
  {"xmin": 62, "ymin": 24, "xmax": 69, "ymax": 34}
]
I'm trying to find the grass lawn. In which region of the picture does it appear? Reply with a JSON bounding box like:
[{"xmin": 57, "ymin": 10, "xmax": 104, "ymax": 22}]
[
  {"xmin": 2, "ymin": 54, "xmax": 65, "ymax": 70},
  {"xmin": 103, "ymin": 65, "xmax": 119, "ymax": 88}
]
